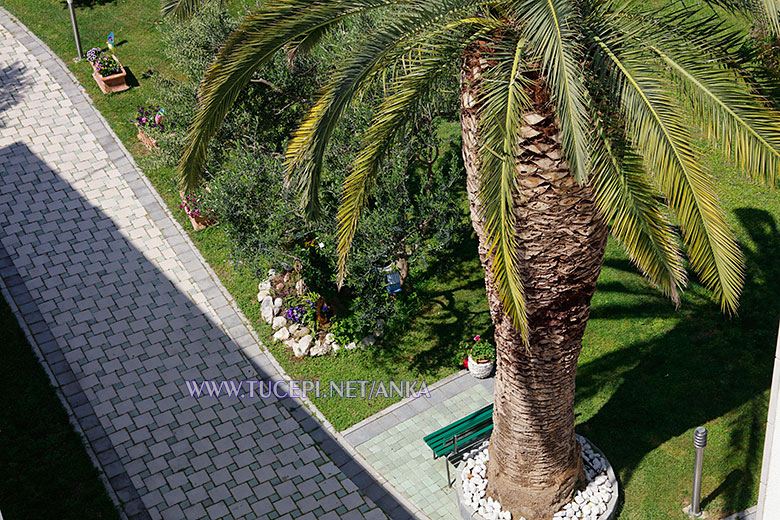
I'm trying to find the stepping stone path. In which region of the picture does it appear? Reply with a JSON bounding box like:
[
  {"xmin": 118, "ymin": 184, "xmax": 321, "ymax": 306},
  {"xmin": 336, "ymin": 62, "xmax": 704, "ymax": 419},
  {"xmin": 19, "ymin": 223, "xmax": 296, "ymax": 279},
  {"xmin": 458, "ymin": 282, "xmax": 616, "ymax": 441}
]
[{"xmin": 0, "ymin": 9, "xmax": 412, "ymax": 520}]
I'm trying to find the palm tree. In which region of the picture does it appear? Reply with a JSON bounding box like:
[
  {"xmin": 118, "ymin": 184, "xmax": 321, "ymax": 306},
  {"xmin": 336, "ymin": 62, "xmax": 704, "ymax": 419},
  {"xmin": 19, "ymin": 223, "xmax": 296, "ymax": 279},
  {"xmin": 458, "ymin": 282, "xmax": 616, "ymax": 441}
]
[{"xmin": 177, "ymin": 1, "xmax": 780, "ymax": 518}]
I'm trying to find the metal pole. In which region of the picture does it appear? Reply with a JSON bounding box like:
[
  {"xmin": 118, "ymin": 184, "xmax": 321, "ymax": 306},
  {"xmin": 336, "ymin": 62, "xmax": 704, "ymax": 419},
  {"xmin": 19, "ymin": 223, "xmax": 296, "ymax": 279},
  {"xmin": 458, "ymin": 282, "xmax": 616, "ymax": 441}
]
[
  {"xmin": 690, "ymin": 426, "xmax": 708, "ymax": 517},
  {"xmin": 66, "ymin": 0, "xmax": 83, "ymax": 61}
]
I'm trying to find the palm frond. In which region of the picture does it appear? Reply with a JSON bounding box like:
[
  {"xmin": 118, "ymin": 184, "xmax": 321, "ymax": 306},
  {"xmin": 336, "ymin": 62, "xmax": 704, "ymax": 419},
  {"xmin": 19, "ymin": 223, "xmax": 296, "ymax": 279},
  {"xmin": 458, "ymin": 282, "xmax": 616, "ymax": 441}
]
[
  {"xmin": 759, "ymin": 0, "xmax": 780, "ymax": 32},
  {"xmin": 474, "ymin": 37, "xmax": 533, "ymax": 337},
  {"xmin": 602, "ymin": 6, "xmax": 780, "ymax": 186},
  {"xmin": 284, "ymin": 0, "xmax": 502, "ymax": 218},
  {"xmin": 511, "ymin": 0, "xmax": 592, "ymax": 184},
  {"xmin": 178, "ymin": 0, "xmax": 410, "ymax": 193},
  {"xmin": 590, "ymin": 113, "xmax": 687, "ymax": 304},
  {"xmin": 592, "ymin": 34, "xmax": 744, "ymax": 313},
  {"xmin": 161, "ymin": 0, "xmax": 211, "ymax": 20},
  {"xmin": 335, "ymin": 24, "xmax": 488, "ymax": 286},
  {"xmin": 649, "ymin": 45, "xmax": 780, "ymax": 186}
]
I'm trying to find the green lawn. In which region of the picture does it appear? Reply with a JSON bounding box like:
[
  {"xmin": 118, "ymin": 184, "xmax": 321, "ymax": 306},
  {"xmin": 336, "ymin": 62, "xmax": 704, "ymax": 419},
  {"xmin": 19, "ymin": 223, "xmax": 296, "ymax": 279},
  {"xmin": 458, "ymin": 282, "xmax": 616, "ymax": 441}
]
[
  {"xmin": 0, "ymin": 1, "xmax": 776, "ymax": 519},
  {"xmin": 0, "ymin": 297, "xmax": 120, "ymax": 520}
]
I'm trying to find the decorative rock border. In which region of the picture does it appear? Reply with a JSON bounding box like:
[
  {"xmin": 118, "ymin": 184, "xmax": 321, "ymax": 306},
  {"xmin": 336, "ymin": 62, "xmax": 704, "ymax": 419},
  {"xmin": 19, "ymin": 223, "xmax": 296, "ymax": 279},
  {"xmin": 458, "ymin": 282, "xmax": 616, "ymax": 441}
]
[
  {"xmin": 455, "ymin": 435, "xmax": 619, "ymax": 520},
  {"xmin": 256, "ymin": 271, "xmax": 383, "ymax": 357}
]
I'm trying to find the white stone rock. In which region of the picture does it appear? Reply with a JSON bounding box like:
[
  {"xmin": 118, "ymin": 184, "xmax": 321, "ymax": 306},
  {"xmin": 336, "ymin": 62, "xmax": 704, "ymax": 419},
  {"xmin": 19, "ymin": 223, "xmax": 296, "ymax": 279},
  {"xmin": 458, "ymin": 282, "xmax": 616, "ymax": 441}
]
[
  {"xmin": 345, "ymin": 342, "xmax": 358, "ymax": 350},
  {"xmin": 257, "ymin": 289, "xmax": 270, "ymax": 302},
  {"xmin": 293, "ymin": 335, "xmax": 313, "ymax": 357},
  {"xmin": 258, "ymin": 280, "xmax": 271, "ymax": 291},
  {"xmin": 293, "ymin": 326, "xmax": 310, "ymax": 339},
  {"xmin": 273, "ymin": 327, "xmax": 290, "ymax": 341},
  {"xmin": 267, "ymin": 269, "xmax": 276, "ymax": 278},
  {"xmin": 272, "ymin": 316, "xmax": 287, "ymax": 330},
  {"xmin": 374, "ymin": 319, "xmax": 386, "ymax": 337},
  {"xmin": 309, "ymin": 339, "xmax": 332, "ymax": 357},
  {"xmin": 325, "ymin": 333, "xmax": 336, "ymax": 344}
]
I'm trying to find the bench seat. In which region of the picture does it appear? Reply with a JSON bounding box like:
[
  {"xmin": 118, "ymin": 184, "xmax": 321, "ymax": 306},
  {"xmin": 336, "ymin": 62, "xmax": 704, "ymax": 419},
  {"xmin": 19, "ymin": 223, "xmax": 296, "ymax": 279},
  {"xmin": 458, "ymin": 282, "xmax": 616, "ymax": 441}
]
[{"xmin": 423, "ymin": 403, "xmax": 494, "ymax": 485}]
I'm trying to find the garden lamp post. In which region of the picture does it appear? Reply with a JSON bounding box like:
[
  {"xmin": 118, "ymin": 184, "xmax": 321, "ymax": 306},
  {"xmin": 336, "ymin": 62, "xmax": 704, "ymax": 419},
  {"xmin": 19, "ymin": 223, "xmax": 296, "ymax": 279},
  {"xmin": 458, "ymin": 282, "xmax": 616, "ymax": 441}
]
[
  {"xmin": 689, "ymin": 426, "xmax": 708, "ymax": 517},
  {"xmin": 66, "ymin": 0, "xmax": 83, "ymax": 61}
]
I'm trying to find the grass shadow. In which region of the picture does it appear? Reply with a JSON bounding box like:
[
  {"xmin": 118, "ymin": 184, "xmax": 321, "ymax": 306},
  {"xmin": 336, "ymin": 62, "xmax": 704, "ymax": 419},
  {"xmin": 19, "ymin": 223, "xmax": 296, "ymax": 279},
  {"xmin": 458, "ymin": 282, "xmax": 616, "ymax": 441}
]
[
  {"xmin": 362, "ymin": 226, "xmax": 493, "ymax": 377},
  {"xmin": 576, "ymin": 208, "xmax": 779, "ymax": 517},
  {"xmin": 60, "ymin": 0, "xmax": 122, "ymax": 8},
  {"xmin": 122, "ymin": 65, "xmax": 140, "ymax": 88}
]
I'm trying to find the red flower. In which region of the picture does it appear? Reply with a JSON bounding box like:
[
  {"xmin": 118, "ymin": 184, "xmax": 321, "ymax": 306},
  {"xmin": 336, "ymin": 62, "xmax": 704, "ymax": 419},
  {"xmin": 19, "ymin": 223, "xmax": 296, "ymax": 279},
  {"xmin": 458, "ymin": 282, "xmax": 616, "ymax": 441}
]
[
  {"xmin": 474, "ymin": 335, "xmax": 480, "ymax": 342},
  {"xmin": 463, "ymin": 357, "xmax": 469, "ymax": 368}
]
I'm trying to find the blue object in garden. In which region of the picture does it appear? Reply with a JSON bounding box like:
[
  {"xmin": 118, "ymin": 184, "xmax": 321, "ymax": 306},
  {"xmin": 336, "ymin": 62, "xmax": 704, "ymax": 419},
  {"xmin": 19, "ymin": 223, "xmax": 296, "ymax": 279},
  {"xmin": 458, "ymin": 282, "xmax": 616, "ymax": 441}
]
[
  {"xmin": 107, "ymin": 32, "xmax": 115, "ymax": 52},
  {"xmin": 385, "ymin": 271, "xmax": 402, "ymax": 295}
]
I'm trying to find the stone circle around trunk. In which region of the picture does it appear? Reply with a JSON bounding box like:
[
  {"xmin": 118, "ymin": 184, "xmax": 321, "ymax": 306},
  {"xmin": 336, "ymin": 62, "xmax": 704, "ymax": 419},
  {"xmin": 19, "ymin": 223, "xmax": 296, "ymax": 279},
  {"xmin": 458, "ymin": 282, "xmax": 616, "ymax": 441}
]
[{"xmin": 455, "ymin": 434, "xmax": 618, "ymax": 520}]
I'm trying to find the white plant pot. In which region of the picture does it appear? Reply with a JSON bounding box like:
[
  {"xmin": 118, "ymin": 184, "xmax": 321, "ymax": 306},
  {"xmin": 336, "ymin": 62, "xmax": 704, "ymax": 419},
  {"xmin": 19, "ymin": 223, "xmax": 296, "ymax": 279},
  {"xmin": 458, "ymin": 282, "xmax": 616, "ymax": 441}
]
[{"xmin": 468, "ymin": 355, "xmax": 494, "ymax": 379}]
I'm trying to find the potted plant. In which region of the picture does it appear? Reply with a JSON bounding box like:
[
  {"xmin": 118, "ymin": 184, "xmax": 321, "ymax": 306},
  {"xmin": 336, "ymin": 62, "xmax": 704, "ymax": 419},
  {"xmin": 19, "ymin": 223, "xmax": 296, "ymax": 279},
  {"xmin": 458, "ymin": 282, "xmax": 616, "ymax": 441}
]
[
  {"xmin": 179, "ymin": 189, "xmax": 214, "ymax": 231},
  {"xmin": 86, "ymin": 48, "xmax": 129, "ymax": 94},
  {"xmin": 467, "ymin": 335, "xmax": 495, "ymax": 379},
  {"xmin": 133, "ymin": 105, "xmax": 164, "ymax": 151}
]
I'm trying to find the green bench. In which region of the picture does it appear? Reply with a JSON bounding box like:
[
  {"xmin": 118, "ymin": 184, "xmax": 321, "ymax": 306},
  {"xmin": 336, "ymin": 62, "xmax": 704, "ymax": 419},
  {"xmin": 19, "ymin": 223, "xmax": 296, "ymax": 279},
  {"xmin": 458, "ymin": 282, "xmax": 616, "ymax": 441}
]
[{"xmin": 423, "ymin": 403, "xmax": 494, "ymax": 486}]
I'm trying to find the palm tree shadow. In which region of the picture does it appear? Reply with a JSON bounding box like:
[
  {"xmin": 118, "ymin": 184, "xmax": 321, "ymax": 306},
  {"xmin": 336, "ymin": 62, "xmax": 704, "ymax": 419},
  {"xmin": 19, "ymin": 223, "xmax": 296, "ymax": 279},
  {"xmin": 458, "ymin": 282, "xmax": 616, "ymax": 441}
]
[
  {"xmin": 577, "ymin": 208, "xmax": 779, "ymax": 515},
  {"xmin": 0, "ymin": 63, "xmax": 35, "ymax": 124}
]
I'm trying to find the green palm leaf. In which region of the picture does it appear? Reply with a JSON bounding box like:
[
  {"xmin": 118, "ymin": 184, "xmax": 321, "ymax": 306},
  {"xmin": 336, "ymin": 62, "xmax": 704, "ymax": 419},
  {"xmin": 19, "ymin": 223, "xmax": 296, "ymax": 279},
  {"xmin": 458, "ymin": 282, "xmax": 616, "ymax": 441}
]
[
  {"xmin": 590, "ymin": 113, "xmax": 687, "ymax": 304},
  {"xmin": 284, "ymin": 0, "xmax": 502, "ymax": 218},
  {"xmin": 161, "ymin": 0, "xmax": 212, "ymax": 20},
  {"xmin": 474, "ymin": 36, "xmax": 533, "ymax": 335},
  {"xmin": 334, "ymin": 19, "xmax": 496, "ymax": 284},
  {"xmin": 511, "ymin": 0, "xmax": 593, "ymax": 183},
  {"xmin": 178, "ymin": 0, "xmax": 411, "ymax": 193},
  {"xmin": 593, "ymin": 34, "xmax": 744, "ymax": 313}
]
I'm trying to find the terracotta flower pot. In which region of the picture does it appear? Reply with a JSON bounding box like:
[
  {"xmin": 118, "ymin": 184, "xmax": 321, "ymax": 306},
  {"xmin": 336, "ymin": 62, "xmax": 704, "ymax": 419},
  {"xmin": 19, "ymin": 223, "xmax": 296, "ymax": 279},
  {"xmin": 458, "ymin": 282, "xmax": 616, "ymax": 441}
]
[
  {"xmin": 90, "ymin": 56, "xmax": 130, "ymax": 94},
  {"xmin": 179, "ymin": 190, "xmax": 215, "ymax": 231},
  {"xmin": 135, "ymin": 122, "xmax": 158, "ymax": 151},
  {"xmin": 467, "ymin": 355, "xmax": 494, "ymax": 379}
]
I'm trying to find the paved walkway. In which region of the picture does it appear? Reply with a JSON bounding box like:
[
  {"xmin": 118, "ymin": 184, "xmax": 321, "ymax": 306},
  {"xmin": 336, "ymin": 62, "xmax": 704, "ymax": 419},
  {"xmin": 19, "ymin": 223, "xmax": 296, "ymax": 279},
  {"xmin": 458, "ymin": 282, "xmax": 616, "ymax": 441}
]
[
  {"xmin": 0, "ymin": 9, "xmax": 417, "ymax": 520},
  {"xmin": 343, "ymin": 372, "xmax": 494, "ymax": 520}
]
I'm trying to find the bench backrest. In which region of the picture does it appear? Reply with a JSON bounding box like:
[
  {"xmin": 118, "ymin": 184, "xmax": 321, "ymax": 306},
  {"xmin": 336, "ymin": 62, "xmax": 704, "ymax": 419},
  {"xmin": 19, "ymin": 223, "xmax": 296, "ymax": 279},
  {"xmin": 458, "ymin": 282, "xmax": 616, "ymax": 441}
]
[{"xmin": 423, "ymin": 403, "xmax": 494, "ymax": 458}]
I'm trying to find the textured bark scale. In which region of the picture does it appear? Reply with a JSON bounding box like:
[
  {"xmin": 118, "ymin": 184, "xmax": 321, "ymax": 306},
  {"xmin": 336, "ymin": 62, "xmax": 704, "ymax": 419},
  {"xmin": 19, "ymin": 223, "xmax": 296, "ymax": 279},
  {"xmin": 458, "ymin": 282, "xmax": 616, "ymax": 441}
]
[{"xmin": 460, "ymin": 51, "xmax": 609, "ymax": 520}]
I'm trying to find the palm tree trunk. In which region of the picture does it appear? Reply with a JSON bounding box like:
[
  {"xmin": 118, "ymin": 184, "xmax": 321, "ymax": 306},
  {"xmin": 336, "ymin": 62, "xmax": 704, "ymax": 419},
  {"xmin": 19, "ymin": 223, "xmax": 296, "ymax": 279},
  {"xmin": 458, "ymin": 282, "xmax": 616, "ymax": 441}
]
[{"xmin": 460, "ymin": 53, "xmax": 608, "ymax": 520}]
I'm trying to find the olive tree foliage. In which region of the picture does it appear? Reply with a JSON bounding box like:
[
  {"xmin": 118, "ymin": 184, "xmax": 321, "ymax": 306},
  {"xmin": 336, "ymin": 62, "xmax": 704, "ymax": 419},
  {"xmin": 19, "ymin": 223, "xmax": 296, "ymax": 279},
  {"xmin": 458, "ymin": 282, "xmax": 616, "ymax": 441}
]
[{"xmin": 147, "ymin": 2, "xmax": 465, "ymax": 336}]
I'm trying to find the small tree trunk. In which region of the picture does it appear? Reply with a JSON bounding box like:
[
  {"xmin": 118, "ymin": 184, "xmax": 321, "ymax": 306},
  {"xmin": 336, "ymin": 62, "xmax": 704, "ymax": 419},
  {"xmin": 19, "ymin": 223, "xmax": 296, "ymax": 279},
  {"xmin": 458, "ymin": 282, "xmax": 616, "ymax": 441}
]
[{"xmin": 460, "ymin": 53, "xmax": 608, "ymax": 520}]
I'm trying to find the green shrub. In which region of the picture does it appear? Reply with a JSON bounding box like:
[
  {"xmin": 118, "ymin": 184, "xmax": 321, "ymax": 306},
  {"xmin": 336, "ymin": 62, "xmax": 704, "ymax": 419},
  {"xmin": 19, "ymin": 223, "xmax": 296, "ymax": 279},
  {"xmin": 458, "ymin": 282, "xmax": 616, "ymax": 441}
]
[
  {"xmin": 145, "ymin": 1, "xmax": 465, "ymax": 335},
  {"xmin": 330, "ymin": 315, "xmax": 363, "ymax": 346},
  {"xmin": 469, "ymin": 336, "xmax": 496, "ymax": 363}
]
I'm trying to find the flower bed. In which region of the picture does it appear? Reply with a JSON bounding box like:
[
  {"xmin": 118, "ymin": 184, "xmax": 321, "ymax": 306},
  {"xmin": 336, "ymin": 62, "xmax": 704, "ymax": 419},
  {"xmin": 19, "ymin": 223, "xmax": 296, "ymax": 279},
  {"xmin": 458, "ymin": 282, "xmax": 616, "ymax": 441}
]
[
  {"xmin": 133, "ymin": 105, "xmax": 164, "ymax": 151},
  {"xmin": 179, "ymin": 190, "xmax": 214, "ymax": 231},
  {"xmin": 256, "ymin": 269, "xmax": 383, "ymax": 357},
  {"xmin": 86, "ymin": 48, "xmax": 129, "ymax": 94}
]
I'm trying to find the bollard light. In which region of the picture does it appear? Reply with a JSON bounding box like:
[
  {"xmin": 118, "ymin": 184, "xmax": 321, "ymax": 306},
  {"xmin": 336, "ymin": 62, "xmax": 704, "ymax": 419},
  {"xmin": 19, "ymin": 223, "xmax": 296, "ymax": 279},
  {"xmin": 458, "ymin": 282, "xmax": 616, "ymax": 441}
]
[
  {"xmin": 66, "ymin": 0, "xmax": 83, "ymax": 61},
  {"xmin": 689, "ymin": 426, "xmax": 708, "ymax": 517}
]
